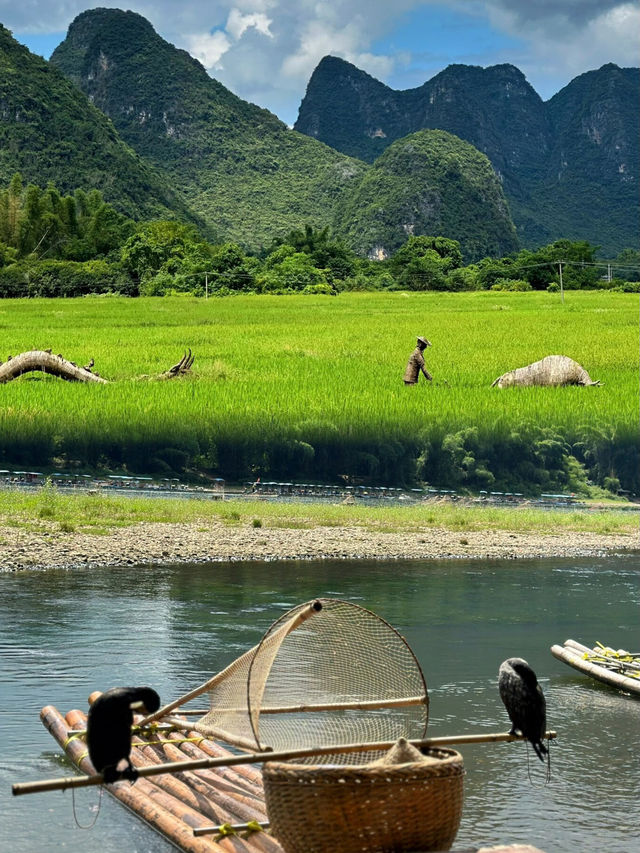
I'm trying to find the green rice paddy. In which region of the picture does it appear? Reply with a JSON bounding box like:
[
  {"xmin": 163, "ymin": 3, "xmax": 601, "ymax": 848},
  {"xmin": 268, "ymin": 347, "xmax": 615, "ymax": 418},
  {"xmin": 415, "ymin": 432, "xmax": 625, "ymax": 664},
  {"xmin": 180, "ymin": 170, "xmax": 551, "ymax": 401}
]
[{"xmin": 0, "ymin": 291, "xmax": 636, "ymax": 490}]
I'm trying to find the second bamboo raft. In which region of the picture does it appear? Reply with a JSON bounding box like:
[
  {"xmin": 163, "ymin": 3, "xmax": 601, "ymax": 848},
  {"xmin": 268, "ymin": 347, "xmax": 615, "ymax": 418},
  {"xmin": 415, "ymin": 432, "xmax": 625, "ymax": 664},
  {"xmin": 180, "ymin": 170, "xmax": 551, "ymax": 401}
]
[{"xmin": 551, "ymin": 639, "xmax": 640, "ymax": 697}]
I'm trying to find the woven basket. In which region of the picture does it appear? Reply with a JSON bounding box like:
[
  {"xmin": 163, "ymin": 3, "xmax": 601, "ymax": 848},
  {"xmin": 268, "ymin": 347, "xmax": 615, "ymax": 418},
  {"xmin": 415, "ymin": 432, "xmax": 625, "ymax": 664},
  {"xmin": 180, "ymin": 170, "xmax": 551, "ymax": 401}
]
[{"xmin": 263, "ymin": 746, "xmax": 464, "ymax": 853}]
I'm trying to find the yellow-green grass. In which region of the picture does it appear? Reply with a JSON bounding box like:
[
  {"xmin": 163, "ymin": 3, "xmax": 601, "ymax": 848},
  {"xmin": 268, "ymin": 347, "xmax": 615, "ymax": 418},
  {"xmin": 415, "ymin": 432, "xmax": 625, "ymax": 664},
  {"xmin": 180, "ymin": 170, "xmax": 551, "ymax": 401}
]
[
  {"xmin": 0, "ymin": 291, "xmax": 636, "ymax": 480},
  {"xmin": 1, "ymin": 488, "xmax": 636, "ymax": 538}
]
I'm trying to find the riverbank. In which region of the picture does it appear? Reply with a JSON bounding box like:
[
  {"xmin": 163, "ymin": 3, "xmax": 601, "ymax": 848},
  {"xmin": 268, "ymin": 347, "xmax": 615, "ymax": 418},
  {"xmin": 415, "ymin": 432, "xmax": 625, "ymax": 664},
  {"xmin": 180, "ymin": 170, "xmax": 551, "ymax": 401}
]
[{"xmin": 1, "ymin": 514, "xmax": 637, "ymax": 571}]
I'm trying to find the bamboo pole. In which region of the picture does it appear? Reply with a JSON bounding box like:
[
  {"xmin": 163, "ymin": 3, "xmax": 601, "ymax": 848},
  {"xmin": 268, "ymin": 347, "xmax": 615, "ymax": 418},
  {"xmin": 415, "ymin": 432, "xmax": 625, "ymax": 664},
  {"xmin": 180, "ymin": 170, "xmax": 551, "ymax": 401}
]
[
  {"xmin": 162, "ymin": 734, "xmax": 266, "ymax": 805},
  {"xmin": 130, "ymin": 736, "xmax": 226, "ymax": 824},
  {"xmin": 155, "ymin": 735, "xmax": 280, "ymax": 853},
  {"xmin": 13, "ymin": 729, "xmax": 557, "ymax": 796},
  {"xmin": 138, "ymin": 601, "xmax": 323, "ymax": 727},
  {"xmin": 58, "ymin": 707, "xmax": 229, "ymax": 853},
  {"xmin": 551, "ymin": 643, "xmax": 640, "ymax": 695},
  {"xmin": 156, "ymin": 737, "xmax": 269, "ymax": 824},
  {"xmin": 170, "ymin": 695, "xmax": 427, "ymax": 716},
  {"xmin": 191, "ymin": 733, "xmax": 264, "ymax": 788},
  {"xmin": 162, "ymin": 742, "xmax": 266, "ymax": 814}
]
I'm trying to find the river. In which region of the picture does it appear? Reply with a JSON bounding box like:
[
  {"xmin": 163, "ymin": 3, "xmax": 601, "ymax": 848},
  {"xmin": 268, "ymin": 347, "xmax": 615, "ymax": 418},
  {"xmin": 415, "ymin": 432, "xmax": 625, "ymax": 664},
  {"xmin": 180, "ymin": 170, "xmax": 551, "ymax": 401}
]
[{"xmin": 1, "ymin": 555, "xmax": 639, "ymax": 852}]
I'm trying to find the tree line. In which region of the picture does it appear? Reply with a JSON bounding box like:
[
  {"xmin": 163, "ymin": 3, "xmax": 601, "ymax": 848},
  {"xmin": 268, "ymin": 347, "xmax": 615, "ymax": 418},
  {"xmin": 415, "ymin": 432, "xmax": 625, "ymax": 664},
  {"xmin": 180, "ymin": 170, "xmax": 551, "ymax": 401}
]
[{"xmin": 0, "ymin": 174, "xmax": 638, "ymax": 298}]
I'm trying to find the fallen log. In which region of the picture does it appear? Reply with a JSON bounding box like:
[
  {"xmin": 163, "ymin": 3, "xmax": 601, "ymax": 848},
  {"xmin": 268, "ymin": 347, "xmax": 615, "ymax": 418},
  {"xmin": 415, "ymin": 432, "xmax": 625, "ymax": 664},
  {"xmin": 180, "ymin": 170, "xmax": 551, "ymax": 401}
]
[
  {"xmin": 0, "ymin": 349, "xmax": 193, "ymax": 384},
  {"xmin": 491, "ymin": 354, "xmax": 601, "ymax": 388}
]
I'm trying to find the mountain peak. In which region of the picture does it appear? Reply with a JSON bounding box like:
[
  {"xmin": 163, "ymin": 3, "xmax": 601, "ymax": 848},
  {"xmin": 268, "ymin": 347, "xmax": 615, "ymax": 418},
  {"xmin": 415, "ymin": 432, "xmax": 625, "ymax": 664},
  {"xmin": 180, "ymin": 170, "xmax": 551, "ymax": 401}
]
[
  {"xmin": 50, "ymin": 13, "xmax": 366, "ymax": 250},
  {"xmin": 294, "ymin": 54, "xmax": 638, "ymax": 254},
  {"xmin": 65, "ymin": 7, "xmax": 157, "ymax": 39}
]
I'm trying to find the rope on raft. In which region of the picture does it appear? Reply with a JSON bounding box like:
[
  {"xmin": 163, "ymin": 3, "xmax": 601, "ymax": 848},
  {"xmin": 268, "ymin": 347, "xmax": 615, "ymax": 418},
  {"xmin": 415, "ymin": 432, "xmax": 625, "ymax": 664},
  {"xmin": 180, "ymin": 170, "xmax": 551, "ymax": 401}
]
[{"xmin": 582, "ymin": 642, "xmax": 640, "ymax": 679}]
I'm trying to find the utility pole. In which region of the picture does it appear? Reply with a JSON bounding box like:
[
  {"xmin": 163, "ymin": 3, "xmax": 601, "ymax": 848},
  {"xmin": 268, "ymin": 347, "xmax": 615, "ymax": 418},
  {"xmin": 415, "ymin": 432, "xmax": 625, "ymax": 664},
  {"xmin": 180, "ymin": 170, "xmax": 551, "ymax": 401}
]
[
  {"xmin": 558, "ymin": 261, "xmax": 564, "ymax": 303},
  {"xmin": 205, "ymin": 273, "xmax": 208, "ymax": 299}
]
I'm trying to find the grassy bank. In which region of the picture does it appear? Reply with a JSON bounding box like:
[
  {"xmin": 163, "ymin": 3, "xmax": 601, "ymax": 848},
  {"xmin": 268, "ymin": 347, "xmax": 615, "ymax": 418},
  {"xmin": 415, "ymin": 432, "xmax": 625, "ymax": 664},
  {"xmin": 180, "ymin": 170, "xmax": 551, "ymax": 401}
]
[
  {"xmin": 1, "ymin": 291, "xmax": 637, "ymax": 492},
  {"xmin": 1, "ymin": 488, "xmax": 636, "ymax": 538}
]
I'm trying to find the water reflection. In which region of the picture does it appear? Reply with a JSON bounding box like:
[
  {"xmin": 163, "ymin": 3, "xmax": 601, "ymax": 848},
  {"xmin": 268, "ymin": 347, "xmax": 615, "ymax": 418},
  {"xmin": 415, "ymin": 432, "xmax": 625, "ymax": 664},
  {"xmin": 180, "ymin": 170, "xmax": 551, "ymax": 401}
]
[{"xmin": 1, "ymin": 555, "xmax": 639, "ymax": 852}]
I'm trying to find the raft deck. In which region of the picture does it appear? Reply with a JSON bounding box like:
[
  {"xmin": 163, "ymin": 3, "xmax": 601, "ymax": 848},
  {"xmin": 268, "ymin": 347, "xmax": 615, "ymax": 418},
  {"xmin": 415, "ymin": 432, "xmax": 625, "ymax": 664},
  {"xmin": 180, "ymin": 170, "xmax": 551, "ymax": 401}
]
[
  {"xmin": 42, "ymin": 704, "xmax": 281, "ymax": 853},
  {"xmin": 41, "ymin": 704, "xmax": 549, "ymax": 853},
  {"xmin": 551, "ymin": 639, "xmax": 640, "ymax": 697}
]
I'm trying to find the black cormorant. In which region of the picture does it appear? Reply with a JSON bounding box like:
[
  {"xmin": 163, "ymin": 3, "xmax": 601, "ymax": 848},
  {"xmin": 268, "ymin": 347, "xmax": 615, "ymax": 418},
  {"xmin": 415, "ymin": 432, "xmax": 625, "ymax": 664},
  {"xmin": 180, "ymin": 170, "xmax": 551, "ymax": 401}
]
[
  {"xmin": 86, "ymin": 687, "xmax": 160, "ymax": 783},
  {"xmin": 498, "ymin": 658, "xmax": 548, "ymax": 762}
]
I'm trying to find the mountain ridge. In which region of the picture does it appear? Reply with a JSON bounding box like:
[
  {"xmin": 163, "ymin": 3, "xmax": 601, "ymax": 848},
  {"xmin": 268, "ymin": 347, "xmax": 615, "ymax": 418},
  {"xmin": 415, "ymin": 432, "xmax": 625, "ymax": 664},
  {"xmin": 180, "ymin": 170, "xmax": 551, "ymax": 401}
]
[
  {"xmin": 0, "ymin": 23, "xmax": 201, "ymax": 227},
  {"xmin": 50, "ymin": 9, "xmax": 368, "ymax": 251},
  {"xmin": 295, "ymin": 56, "xmax": 639, "ymax": 254}
]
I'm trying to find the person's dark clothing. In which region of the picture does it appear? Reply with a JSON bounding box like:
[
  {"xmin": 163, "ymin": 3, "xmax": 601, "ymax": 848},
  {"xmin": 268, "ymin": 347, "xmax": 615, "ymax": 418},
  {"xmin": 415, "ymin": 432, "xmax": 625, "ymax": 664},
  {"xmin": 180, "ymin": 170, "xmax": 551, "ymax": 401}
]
[{"xmin": 403, "ymin": 347, "xmax": 432, "ymax": 384}]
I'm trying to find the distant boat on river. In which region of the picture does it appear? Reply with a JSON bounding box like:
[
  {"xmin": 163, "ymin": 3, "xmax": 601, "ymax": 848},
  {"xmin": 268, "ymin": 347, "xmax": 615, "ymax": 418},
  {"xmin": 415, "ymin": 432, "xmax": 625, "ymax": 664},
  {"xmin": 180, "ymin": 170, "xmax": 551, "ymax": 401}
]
[{"xmin": 551, "ymin": 639, "xmax": 640, "ymax": 697}]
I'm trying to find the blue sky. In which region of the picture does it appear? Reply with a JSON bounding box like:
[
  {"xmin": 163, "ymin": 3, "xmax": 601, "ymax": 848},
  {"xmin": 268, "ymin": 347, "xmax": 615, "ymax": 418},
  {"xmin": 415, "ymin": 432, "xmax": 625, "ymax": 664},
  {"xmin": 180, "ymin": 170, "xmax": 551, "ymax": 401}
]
[
  {"xmin": 372, "ymin": 5, "xmax": 526, "ymax": 93},
  {"xmin": 5, "ymin": 1, "xmax": 639, "ymax": 126}
]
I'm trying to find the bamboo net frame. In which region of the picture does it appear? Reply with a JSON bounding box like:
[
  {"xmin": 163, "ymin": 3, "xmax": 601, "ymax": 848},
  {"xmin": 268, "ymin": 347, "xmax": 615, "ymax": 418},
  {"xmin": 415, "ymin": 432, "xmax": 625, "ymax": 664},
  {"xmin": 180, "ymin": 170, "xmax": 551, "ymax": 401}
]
[{"xmin": 141, "ymin": 598, "xmax": 429, "ymax": 760}]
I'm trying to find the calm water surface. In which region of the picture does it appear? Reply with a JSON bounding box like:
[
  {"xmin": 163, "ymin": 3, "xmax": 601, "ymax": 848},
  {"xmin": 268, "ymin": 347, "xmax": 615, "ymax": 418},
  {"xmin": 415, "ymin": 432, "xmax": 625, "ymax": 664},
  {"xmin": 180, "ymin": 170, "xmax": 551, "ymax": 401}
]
[{"xmin": 1, "ymin": 555, "xmax": 639, "ymax": 853}]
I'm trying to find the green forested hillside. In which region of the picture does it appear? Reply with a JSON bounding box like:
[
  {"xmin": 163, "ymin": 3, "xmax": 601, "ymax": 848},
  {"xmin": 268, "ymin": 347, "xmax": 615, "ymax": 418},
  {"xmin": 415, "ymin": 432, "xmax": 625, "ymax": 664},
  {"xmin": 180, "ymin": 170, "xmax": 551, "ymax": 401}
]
[
  {"xmin": 334, "ymin": 130, "xmax": 519, "ymax": 261},
  {"xmin": 0, "ymin": 25, "xmax": 199, "ymax": 225},
  {"xmin": 50, "ymin": 9, "xmax": 367, "ymax": 250},
  {"xmin": 535, "ymin": 65, "xmax": 639, "ymax": 254},
  {"xmin": 295, "ymin": 56, "xmax": 639, "ymax": 255}
]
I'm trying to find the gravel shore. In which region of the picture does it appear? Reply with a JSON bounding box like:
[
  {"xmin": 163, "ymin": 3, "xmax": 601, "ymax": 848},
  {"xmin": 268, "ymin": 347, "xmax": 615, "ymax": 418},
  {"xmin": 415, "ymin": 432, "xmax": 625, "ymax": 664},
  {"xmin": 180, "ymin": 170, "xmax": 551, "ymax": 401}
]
[{"xmin": 1, "ymin": 518, "xmax": 637, "ymax": 571}]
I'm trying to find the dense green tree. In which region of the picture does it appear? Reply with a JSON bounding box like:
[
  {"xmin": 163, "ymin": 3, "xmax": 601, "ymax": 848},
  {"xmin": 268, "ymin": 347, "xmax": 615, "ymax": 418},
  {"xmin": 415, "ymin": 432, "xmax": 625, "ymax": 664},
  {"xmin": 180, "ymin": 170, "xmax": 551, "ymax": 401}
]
[
  {"xmin": 445, "ymin": 265, "xmax": 480, "ymax": 291},
  {"xmin": 120, "ymin": 220, "xmax": 211, "ymax": 279},
  {"xmin": 614, "ymin": 249, "xmax": 640, "ymax": 282},
  {"xmin": 269, "ymin": 225, "xmax": 356, "ymax": 282},
  {"xmin": 207, "ymin": 243, "xmax": 258, "ymax": 291},
  {"xmin": 389, "ymin": 236, "xmax": 462, "ymax": 290},
  {"xmin": 391, "ymin": 236, "xmax": 463, "ymax": 271},
  {"xmin": 0, "ymin": 242, "xmax": 17, "ymax": 268},
  {"xmin": 0, "ymin": 175, "xmax": 135, "ymax": 262},
  {"xmin": 514, "ymin": 240, "xmax": 600, "ymax": 290},
  {"xmin": 259, "ymin": 251, "xmax": 328, "ymax": 292}
]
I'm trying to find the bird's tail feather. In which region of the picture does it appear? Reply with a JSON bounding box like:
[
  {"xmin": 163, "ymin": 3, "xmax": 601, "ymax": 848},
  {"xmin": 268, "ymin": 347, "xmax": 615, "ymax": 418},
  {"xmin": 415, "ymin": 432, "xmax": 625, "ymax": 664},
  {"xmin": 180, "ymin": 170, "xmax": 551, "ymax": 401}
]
[{"xmin": 532, "ymin": 739, "xmax": 548, "ymax": 762}]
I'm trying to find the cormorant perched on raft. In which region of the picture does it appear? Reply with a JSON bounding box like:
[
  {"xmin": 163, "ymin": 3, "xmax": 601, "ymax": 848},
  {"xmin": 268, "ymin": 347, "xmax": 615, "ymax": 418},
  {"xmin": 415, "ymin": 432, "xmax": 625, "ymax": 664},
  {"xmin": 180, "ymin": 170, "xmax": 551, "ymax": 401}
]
[
  {"xmin": 498, "ymin": 658, "xmax": 548, "ymax": 762},
  {"xmin": 86, "ymin": 687, "xmax": 160, "ymax": 783}
]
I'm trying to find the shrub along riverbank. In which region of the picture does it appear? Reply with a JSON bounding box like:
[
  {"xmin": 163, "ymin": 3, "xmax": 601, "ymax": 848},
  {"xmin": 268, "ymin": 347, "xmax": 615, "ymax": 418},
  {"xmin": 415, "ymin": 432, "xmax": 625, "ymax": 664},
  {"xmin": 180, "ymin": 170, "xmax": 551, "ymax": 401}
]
[{"xmin": 0, "ymin": 291, "xmax": 636, "ymax": 496}]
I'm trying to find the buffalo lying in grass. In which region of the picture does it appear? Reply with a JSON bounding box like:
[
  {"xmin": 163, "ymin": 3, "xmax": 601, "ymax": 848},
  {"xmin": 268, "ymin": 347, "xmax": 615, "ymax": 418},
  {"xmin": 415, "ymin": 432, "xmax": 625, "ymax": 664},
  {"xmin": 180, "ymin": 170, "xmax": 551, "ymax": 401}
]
[{"xmin": 491, "ymin": 354, "xmax": 601, "ymax": 388}]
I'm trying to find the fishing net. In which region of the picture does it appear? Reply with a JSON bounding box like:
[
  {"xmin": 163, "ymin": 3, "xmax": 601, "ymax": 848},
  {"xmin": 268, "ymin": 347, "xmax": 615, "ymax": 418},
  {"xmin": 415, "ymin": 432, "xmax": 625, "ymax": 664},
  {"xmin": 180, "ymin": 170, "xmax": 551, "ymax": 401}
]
[{"xmin": 192, "ymin": 598, "xmax": 428, "ymax": 764}]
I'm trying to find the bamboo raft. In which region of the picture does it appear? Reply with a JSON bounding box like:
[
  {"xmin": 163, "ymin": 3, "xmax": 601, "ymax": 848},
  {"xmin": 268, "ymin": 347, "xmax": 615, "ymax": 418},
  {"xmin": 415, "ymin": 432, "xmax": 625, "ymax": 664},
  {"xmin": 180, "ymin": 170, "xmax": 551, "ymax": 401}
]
[
  {"xmin": 551, "ymin": 639, "xmax": 640, "ymax": 697},
  {"xmin": 33, "ymin": 704, "xmax": 556, "ymax": 853},
  {"xmin": 41, "ymin": 703, "xmax": 279, "ymax": 853},
  {"xmin": 17, "ymin": 602, "xmax": 557, "ymax": 852}
]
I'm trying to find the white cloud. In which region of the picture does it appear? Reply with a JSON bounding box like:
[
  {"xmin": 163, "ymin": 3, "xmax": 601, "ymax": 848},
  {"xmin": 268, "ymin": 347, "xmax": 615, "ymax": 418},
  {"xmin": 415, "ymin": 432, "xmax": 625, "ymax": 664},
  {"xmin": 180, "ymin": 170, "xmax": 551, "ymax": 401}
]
[
  {"xmin": 478, "ymin": 0, "xmax": 640, "ymax": 98},
  {"xmin": 3, "ymin": 1, "xmax": 638, "ymax": 122},
  {"xmin": 226, "ymin": 8, "xmax": 273, "ymax": 40},
  {"xmin": 281, "ymin": 16, "xmax": 385, "ymax": 79},
  {"xmin": 187, "ymin": 29, "xmax": 231, "ymax": 69},
  {"xmin": 578, "ymin": 3, "xmax": 639, "ymax": 67}
]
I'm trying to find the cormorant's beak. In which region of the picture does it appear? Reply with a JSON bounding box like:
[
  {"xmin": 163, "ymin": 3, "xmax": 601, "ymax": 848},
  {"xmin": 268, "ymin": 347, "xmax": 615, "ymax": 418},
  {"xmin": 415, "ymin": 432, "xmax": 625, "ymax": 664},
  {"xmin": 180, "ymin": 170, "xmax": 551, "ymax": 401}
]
[{"xmin": 130, "ymin": 700, "xmax": 145, "ymax": 710}]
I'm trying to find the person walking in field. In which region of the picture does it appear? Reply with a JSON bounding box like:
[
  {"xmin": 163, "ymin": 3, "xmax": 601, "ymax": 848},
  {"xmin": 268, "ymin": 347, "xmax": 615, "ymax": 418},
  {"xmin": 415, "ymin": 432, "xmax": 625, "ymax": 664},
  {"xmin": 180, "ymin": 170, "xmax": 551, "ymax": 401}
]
[{"xmin": 403, "ymin": 336, "xmax": 432, "ymax": 385}]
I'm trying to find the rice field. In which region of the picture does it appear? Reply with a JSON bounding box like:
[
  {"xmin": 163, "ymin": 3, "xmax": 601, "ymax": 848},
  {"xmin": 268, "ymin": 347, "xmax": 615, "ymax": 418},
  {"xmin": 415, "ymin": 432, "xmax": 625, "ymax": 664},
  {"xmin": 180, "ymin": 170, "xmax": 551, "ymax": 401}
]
[{"xmin": 0, "ymin": 291, "xmax": 636, "ymax": 489}]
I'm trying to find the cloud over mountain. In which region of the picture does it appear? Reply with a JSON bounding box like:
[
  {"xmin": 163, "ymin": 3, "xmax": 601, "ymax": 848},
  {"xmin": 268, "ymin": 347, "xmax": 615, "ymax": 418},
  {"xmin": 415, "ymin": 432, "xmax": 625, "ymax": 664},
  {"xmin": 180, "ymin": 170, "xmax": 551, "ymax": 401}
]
[{"xmin": 4, "ymin": 0, "xmax": 639, "ymax": 122}]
